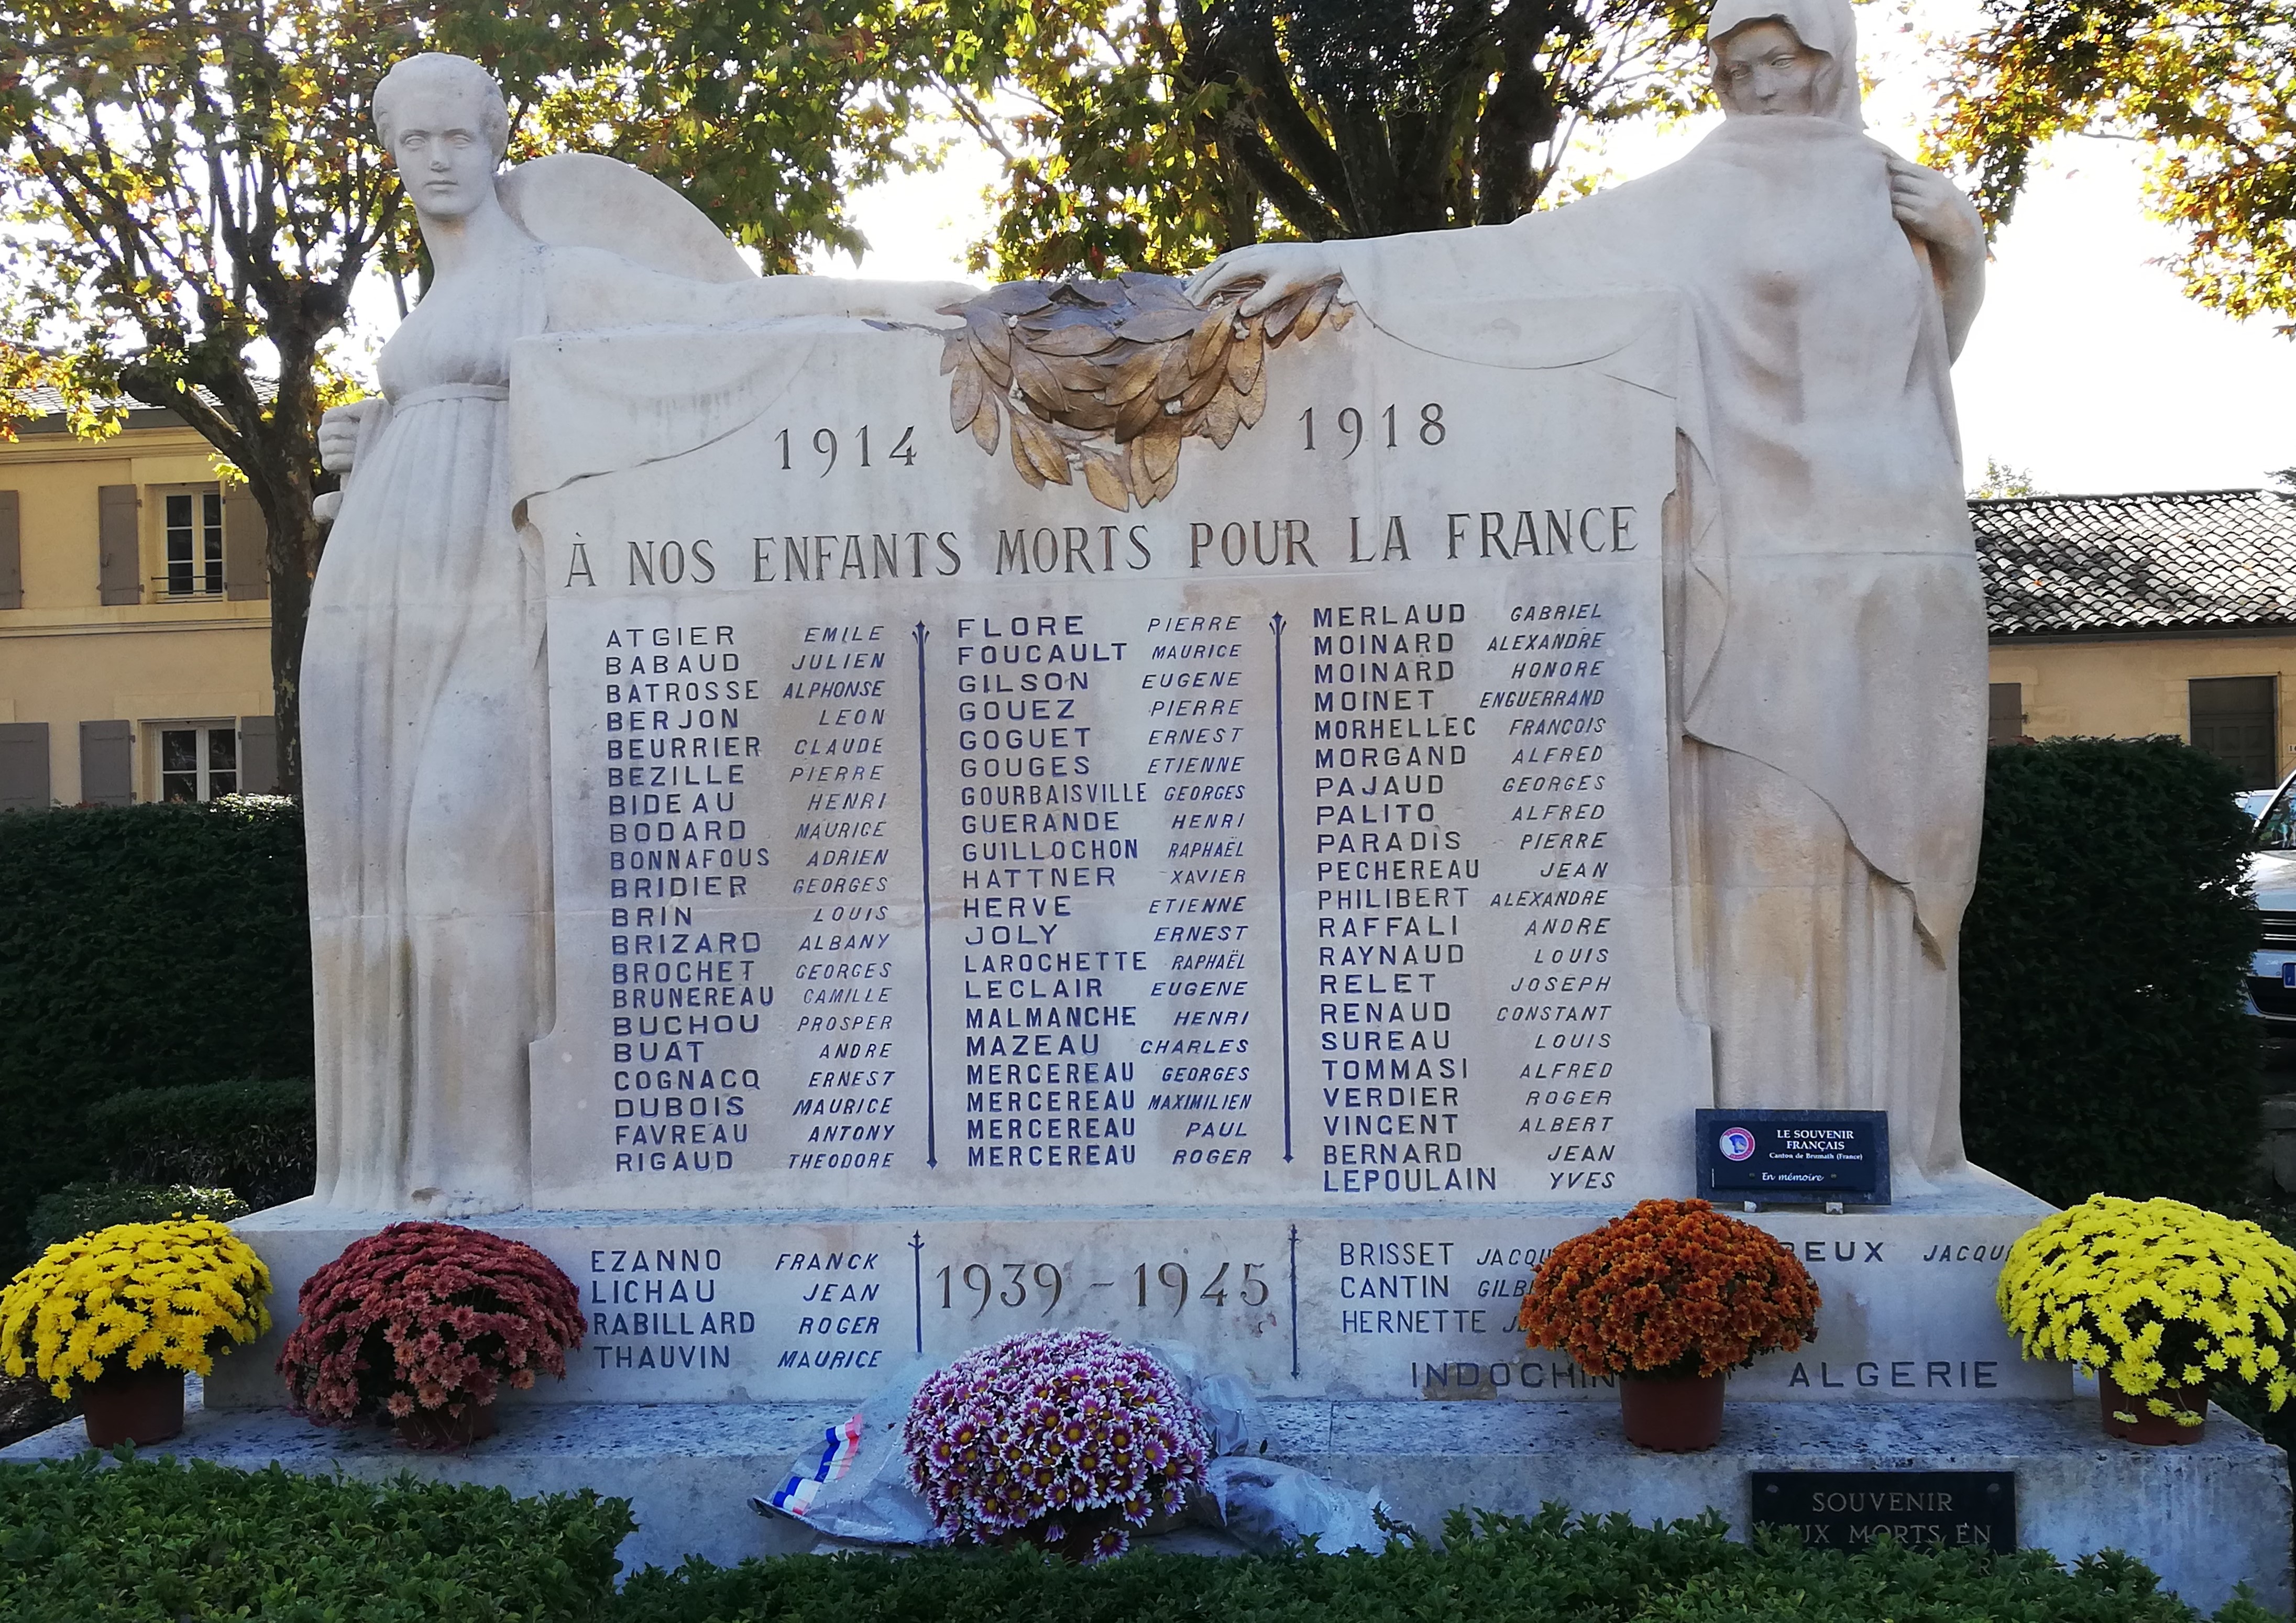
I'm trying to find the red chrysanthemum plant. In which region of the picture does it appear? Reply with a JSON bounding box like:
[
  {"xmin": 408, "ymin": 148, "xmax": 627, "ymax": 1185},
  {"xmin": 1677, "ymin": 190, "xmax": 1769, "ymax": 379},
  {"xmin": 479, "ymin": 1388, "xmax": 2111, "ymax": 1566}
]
[
  {"xmin": 1517, "ymin": 1198, "xmax": 1821, "ymax": 1379},
  {"xmin": 278, "ymin": 1222, "xmax": 585, "ymax": 1444}
]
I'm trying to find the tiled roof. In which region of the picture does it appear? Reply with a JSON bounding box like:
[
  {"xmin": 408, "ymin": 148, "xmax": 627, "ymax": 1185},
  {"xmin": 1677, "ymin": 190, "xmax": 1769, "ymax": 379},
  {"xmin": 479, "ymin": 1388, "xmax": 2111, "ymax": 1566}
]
[
  {"xmin": 1972, "ymin": 488, "xmax": 2296, "ymax": 637},
  {"xmin": 7, "ymin": 378, "xmax": 276, "ymax": 424}
]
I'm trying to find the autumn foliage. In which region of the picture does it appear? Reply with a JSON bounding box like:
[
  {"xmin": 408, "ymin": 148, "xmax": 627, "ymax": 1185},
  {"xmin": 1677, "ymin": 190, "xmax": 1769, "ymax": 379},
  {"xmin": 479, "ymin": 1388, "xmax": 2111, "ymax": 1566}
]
[
  {"xmin": 1517, "ymin": 1199, "xmax": 1820, "ymax": 1379},
  {"xmin": 278, "ymin": 1222, "xmax": 584, "ymax": 1440}
]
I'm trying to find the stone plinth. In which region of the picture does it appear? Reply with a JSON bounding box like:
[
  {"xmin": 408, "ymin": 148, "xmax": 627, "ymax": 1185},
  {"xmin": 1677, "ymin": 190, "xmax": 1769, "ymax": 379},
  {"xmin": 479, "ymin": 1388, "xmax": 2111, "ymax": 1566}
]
[
  {"xmin": 211, "ymin": 1175, "xmax": 2067, "ymax": 1411},
  {"xmin": 6, "ymin": 1381, "xmax": 2282, "ymax": 1611}
]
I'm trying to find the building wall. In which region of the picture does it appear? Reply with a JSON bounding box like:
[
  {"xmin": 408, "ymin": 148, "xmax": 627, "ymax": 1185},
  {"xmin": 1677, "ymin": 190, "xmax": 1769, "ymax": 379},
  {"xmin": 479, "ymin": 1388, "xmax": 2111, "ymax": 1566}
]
[
  {"xmin": 0, "ymin": 416, "xmax": 272, "ymax": 806},
  {"xmin": 1989, "ymin": 633, "xmax": 2296, "ymax": 782}
]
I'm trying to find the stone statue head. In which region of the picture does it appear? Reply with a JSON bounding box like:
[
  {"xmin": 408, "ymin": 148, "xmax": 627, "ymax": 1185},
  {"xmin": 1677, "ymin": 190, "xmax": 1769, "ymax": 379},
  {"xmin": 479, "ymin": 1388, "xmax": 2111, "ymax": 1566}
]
[
  {"xmin": 1705, "ymin": 0, "xmax": 1862, "ymax": 126},
  {"xmin": 374, "ymin": 53, "xmax": 511, "ymax": 222}
]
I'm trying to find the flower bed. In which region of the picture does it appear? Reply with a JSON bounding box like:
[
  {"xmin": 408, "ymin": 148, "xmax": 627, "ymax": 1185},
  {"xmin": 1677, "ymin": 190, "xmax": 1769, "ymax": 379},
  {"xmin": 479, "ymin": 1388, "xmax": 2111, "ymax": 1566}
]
[
  {"xmin": 903, "ymin": 1329, "xmax": 1209, "ymax": 1560},
  {"xmin": 1517, "ymin": 1197, "xmax": 1821, "ymax": 1377},
  {"xmin": 0, "ymin": 1217, "xmax": 270, "ymax": 1396},
  {"xmin": 277, "ymin": 1221, "xmax": 583, "ymax": 1440}
]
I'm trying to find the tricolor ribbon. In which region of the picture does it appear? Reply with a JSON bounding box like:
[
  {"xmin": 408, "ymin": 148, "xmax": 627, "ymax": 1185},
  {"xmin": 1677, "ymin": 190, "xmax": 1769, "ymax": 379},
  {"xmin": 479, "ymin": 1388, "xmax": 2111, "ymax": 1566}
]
[{"xmin": 765, "ymin": 1412, "xmax": 866, "ymax": 1516}]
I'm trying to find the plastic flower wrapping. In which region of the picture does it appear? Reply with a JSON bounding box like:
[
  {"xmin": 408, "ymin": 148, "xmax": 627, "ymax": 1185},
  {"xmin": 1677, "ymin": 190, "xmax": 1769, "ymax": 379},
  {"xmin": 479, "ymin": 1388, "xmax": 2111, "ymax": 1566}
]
[
  {"xmin": 1516, "ymin": 1197, "xmax": 1821, "ymax": 1379},
  {"xmin": 1998, "ymin": 1194, "xmax": 2296, "ymax": 1426},
  {"xmin": 903, "ymin": 1329, "xmax": 1210, "ymax": 1561},
  {"xmin": 277, "ymin": 1221, "xmax": 584, "ymax": 1442},
  {"xmin": 1, "ymin": 1216, "xmax": 271, "ymax": 1398}
]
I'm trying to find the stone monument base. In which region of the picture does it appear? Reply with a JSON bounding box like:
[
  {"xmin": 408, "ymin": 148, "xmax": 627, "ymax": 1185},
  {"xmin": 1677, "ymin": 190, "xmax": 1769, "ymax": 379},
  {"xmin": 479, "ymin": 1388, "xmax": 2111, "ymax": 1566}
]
[
  {"xmin": 208, "ymin": 1173, "xmax": 2069, "ymax": 1409},
  {"xmin": 4, "ymin": 1380, "xmax": 2283, "ymax": 1611}
]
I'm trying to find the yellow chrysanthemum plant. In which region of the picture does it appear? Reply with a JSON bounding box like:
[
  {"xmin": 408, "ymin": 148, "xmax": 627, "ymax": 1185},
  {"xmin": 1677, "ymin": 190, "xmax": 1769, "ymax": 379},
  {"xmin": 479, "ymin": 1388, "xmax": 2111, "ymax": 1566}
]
[
  {"xmin": 1, "ymin": 1217, "xmax": 272, "ymax": 1398},
  {"xmin": 1998, "ymin": 1195, "xmax": 2296, "ymax": 1427}
]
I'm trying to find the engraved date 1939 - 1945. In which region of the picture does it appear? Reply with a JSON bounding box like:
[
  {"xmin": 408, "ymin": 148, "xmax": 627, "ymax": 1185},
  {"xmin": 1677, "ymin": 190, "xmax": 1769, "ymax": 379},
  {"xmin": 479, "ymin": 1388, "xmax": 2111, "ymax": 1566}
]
[{"xmin": 935, "ymin": 1259, "xmax": 1272, "ymax": 1319}]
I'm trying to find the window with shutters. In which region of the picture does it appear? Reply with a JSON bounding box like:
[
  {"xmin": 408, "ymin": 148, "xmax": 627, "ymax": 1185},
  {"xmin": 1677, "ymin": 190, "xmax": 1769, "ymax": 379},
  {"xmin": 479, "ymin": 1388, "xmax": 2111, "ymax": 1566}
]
[
  {"xmin": 161, "ymin": 489, "xmax": 225, "ymax": 597},
  {"xmin": 2190, "ymin": 676, "xmax": 2280, "ymax": 790},
  {"xmin": 154, "ymin": 723, "xmax": 237, "ymax": 801}
]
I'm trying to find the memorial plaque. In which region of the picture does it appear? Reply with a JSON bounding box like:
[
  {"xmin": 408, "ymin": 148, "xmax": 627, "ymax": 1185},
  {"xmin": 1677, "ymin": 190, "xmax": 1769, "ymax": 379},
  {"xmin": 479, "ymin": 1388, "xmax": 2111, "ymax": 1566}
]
[
  {"xmin": 1697, "ymin": 1108, "xmax": 1889, "ymax": 1206},
  {"xmin": 502, "ymin": 297, "xmax": 1723, "ymax": 1395},
  {"xmin": 523, "ymin": 301, "xmax": 1704, "ymax": 1219},
  {"xmin": 1751, "ymin": 1471, "xmax": 2015, "ymax": 1553}
]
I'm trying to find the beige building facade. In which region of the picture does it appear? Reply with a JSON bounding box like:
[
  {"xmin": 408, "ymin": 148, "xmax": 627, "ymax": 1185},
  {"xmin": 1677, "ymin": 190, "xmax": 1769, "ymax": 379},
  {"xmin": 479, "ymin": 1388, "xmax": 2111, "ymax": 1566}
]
[
  {"xmin": 0, "ymin": 401, "xmax": 276, "ymax": 810},
  {"xmin": 1975, "ymin": 489, "xmax": 2296, "ymax": 788}
]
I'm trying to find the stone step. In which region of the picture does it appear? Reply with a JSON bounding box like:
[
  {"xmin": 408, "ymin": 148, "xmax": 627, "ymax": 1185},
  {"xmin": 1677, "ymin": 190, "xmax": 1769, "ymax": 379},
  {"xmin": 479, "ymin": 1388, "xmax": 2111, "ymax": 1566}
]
[{"xmin": 6, "ymin": 1379, "xmax": 2282, "ymax": 1613}]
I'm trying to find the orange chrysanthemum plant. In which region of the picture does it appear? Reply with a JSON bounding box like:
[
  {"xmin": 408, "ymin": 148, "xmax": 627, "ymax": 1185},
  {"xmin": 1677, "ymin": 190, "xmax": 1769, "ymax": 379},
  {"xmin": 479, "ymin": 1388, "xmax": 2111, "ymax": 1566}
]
[{"xmin": 1517, "ymin": 1198, "xmax": 1821, "ymax": 1378}]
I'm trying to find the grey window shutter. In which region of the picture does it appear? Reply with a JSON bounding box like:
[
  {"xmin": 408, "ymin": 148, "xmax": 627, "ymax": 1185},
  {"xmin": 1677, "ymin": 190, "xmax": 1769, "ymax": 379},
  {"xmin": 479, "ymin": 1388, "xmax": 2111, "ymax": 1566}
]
[
  {"xmin": 237, "ymin": 715, "xmax": 278, "ymax": 793},
  {"xmin": 1986, "ymin": 682, "xmax": 2023, "ymax": 746},
  {"xmin": 2191, "ymin": 675, "xmax": 2280, "ymax": 790},
  {"xmin": 0, "ymin": 490, "xmax": 20, "ymax": 609},
  {"xmin": 79, "ymin": 719, "xmax": 134, "ymax": 805},
  {"xmin": 97, "ymin": 484, "xmax": 140, "ymax": 605},
  {"xmin": 223, "ymin": 486, "xmax": 269, "ymax": 601},
  {"xmin": 0, "ymin": 722, "xmax": 49, "ymax": 811}
]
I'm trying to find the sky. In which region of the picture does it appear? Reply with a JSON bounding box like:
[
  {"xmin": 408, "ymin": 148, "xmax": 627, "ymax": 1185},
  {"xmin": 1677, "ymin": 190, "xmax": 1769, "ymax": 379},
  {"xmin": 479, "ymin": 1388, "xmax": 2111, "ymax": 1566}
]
[{"xmin": 799, "ymin": 4, "xmax": 2296, "ymax": 498}]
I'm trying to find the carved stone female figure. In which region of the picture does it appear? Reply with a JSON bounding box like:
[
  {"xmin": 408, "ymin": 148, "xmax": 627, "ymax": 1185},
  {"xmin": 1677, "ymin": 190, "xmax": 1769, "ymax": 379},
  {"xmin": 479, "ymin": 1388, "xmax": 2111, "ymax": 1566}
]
[
  {"xmin": 305, "ymin": 54, "xmax": 961, "ymax": 1212},
  {"xmin": 1195, "ymin": 0, "xmax": 1990, "ymax": 1186}
]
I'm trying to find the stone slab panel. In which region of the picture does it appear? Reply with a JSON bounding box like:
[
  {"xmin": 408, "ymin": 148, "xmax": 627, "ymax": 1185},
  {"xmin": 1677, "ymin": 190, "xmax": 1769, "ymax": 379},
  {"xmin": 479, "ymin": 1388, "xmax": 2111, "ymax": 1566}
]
[
  {"xmin": 208, "ymin": 1180, "xmax": 2068, "ymax": 1408},
  {"xmin": 515, "ymin": 300, "xmax": 1705, "ymax": 1216}
]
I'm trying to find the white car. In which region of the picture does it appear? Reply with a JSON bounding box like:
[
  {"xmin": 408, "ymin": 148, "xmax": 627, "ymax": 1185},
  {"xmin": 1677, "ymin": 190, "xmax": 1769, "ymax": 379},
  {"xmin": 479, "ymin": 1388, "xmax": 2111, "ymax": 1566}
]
[{"xmin": 2246, "ymin": 771, "xmax": 2296, "ymax": 1033}]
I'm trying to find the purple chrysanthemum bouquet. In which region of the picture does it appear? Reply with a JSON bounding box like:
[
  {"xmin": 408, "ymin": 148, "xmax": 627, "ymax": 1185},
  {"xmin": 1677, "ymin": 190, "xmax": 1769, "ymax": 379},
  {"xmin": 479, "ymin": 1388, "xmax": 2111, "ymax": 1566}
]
[{"xmin": 903, "ymin": 1329, "xmax": 1211, "ymax": 1561}]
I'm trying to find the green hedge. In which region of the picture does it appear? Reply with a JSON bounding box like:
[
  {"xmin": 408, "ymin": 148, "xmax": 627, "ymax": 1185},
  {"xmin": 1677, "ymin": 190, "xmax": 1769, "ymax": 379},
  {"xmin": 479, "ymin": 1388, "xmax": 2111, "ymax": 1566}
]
[
  {"xmin": 24, "ymin": 1183, "xmax": 251, "ymax": 1252},
  {"xmin": 0, "ymin": 800, "xmax": 311, "ymax": 1260},
  {"xmin": 85, "ymin": 1076, "xmax": 316, "ymax": 1210},
  {"xmin": 0, "ymin": 1453, "xmax": 632, "ymax": 1621},
  {"xmin": 0, "ymin": 1466, "xmax": 2276, "ymax": 1623},
  {"xmin": 619, "ymin": 1508, "xmax": 2279, "ymax": 1623},
  {"xmin": 1960, "ymin": 738, "xmax": 2261, "ymax": 1209}
]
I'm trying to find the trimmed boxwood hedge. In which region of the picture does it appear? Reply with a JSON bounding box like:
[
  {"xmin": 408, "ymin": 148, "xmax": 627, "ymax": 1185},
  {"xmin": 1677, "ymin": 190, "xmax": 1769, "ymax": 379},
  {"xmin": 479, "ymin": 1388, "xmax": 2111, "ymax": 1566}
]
[
  {"xmin": 0, "ymin": 1453, "xmax": 632, "ymax": 1621},
  {"xmin": 0, "ymin": 799, "xmax": 311, "ymax": 1260},
  {"xmin": 85, "ymin": 1076, "xmax": 316, "ymax": 1210},
  {"xmin": 23, "ymin": 1182, "xmax": 251, "ymax": 1252},
  {"xmin": 0, "ymin": 1462, "xmax": 2279, "ymax": 1623},
  {"xmin": 1960, "ymin": 737, "xmax": 2262, "ymax": 1209},
  {"xmin": 619, "ymin": 1507, "xmax": 2281, "ymax": 1623}
]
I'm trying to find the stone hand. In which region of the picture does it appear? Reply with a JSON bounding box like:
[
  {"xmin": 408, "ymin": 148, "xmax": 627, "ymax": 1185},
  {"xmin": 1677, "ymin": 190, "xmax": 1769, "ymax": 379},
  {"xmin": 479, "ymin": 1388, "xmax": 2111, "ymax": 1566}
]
[
  {"xmin": 318, "ymin": 398, "xmax": 381, "ymax": 473},
  {"xmin": 1886, "ymin": 155, "xmax": 1984, "ymax": 270},
  {"xmin": 1186, "ymin": 242, "xmax": 1348, "ymax": 315}
]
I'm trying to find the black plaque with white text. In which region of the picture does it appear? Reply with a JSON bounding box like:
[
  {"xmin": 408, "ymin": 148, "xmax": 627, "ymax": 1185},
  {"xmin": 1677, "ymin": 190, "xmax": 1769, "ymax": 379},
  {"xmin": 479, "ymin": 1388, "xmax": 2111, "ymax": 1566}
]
[
  {"xmin": 1752, "ymin": 1470, "xmax": 2014, "ymax": 1553},
  {"xmin": 1696, "ymin": 1108, "xmax": 1889, "ymax": 1206}
]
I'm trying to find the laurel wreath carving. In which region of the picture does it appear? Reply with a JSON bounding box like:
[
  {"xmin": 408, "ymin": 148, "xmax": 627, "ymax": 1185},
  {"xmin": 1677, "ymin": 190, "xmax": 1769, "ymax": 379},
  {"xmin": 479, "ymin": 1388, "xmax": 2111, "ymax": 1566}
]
[{"xmin": 936, "ymin": 271, "xmax": 1352, "ymax": 513}]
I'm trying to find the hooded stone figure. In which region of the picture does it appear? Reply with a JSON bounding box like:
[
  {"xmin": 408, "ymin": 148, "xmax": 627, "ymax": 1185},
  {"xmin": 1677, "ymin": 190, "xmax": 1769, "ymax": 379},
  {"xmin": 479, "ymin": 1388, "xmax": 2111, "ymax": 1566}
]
[{"xmin": 1194, "ymin": 0, "xmax": 1991, "ymax": 1187}]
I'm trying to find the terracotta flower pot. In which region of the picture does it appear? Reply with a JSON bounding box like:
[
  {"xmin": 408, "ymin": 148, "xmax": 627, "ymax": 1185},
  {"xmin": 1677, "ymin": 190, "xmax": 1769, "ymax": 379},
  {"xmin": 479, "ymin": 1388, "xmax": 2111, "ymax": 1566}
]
[
  {"xmin": 2100, "ymin": 1373, "xmax": 2208, "ymax": 1445},
  {"xmin": 1619, "ymin": 1371, "xmax": 1726, "ymax": 1451},
  {"xmin": 393, "ymin": 1399, "xmax": 500, "ymax": 1451},
  {"xmin": 80, "ymin": 1363, "xmax": 185, "ymax": 1447}
]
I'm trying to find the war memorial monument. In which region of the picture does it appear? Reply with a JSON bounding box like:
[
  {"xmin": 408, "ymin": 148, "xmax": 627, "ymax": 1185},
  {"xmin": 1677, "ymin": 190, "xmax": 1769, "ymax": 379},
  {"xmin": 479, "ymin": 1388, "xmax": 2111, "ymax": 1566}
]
[{"xmin": 14, "ymin": 7, "xmax": 2286, "ymax": 1603}]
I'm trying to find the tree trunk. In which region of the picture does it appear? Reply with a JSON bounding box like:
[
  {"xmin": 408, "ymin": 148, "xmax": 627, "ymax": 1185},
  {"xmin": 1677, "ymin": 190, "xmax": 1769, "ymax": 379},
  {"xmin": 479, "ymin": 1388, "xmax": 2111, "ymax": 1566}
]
[{"xmin": 261, "ymin": 488, "xmax": 317, "ymax": 798}]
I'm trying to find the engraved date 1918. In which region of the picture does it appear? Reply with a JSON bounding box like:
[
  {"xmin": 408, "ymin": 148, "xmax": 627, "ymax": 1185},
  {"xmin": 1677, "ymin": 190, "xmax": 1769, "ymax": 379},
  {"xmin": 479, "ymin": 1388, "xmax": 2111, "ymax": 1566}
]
[
  {"xmin": 936, "ymin": 1260, "xmax": 1272, "ymax": 1318},
  {"xmin": 1300, "ymin": 403, "xmax": 1446, "ymax": 455}
]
